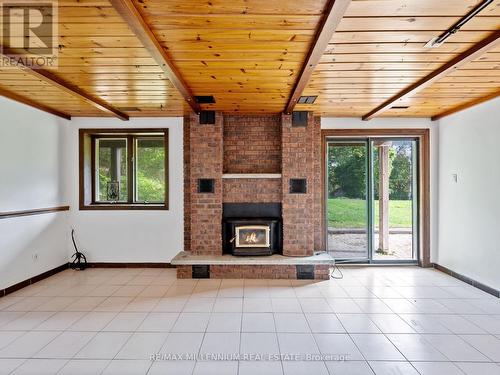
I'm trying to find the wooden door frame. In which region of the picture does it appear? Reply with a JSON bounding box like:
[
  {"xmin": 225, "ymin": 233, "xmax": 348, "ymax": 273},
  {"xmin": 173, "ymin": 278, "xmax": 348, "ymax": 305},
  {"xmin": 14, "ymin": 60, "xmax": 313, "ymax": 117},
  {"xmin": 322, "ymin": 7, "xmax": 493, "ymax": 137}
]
[{"xmin": 321, "ymin": 128, "xmax": 431, "ymax": 267}]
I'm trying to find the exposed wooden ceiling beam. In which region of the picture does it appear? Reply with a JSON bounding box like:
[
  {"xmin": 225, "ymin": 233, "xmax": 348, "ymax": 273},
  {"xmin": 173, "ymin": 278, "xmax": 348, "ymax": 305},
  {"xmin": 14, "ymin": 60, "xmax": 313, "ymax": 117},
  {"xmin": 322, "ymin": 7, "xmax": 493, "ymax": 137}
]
[
  {"xmin": 284, "ymin": 0, "xmax": 351, "ymax": 114},
  {"xmin": 431, "ymin": 90, "xmax": 500, "ymax": 121},
  {"xmin": 362, "ymin": 30, "xmax": 500, "ymax": 121},
  {"xmin": 109, "ymin": 0, "xmax": 201, "ymax": 114},
  {"xmin": 1, "ymin": 50, "xmax": 129, "ymax": 120},
  {"xmin": 0, "ymin": 86, "xmax": 71, "ymax": 120}
]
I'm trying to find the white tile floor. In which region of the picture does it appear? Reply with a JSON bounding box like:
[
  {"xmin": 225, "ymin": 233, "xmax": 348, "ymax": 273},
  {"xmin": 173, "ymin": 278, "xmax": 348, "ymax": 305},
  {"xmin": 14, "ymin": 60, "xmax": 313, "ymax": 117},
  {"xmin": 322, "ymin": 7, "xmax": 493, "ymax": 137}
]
[{"xmin": 0, "ymin": 266, "xmax": 499, "ymax": 374}]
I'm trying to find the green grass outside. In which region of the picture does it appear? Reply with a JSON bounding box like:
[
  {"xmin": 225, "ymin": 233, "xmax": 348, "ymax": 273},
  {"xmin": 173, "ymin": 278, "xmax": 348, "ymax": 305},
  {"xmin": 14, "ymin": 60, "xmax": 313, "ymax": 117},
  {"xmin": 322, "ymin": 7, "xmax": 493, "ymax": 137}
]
[{"xmin": 328, "ymin": 198, "xmax": 412, "ymax": 228}]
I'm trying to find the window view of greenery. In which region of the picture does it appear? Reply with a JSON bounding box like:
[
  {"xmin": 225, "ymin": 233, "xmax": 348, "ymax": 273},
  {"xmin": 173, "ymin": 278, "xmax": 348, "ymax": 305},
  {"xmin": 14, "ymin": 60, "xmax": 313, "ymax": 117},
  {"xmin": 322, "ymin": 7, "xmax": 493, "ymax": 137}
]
[
  {"xmin": 135, "ymin": 138, "xmax": 165, "ymax": 203},
  {"xmin": 97, "ymin": 138, "xmax": 128, "ymax": 202},
  {"xmin": 328, "ymin": 144, "xmax": 367, "ymax": 228},
  {"xmin": 328, "ymin": 141, "xmax": 413, "ymax": 228}
]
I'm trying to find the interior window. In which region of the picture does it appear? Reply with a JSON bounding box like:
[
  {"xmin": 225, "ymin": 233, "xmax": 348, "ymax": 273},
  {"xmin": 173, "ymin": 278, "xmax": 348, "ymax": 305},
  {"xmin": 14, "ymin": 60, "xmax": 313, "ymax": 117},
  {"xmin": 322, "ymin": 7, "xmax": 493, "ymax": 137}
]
[
  {"xmin": 79, "ymin": 129, "xmax": 168, "ymax": 210},
  {"xmin": 135, "ymin": 137, "xmax": 166, "ymax": 203},
  {"xmin": 95, "ymin": 138, "xmax": 128, "ymax": 203}
]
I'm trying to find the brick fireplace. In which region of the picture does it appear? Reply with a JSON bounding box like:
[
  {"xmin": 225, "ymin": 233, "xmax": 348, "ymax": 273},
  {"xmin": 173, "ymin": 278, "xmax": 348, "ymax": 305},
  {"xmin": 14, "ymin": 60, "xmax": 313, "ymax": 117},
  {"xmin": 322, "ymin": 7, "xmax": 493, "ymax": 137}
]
[{"xmin": 176, "ymin": 112, "xmax": 331, "ymax": 279}]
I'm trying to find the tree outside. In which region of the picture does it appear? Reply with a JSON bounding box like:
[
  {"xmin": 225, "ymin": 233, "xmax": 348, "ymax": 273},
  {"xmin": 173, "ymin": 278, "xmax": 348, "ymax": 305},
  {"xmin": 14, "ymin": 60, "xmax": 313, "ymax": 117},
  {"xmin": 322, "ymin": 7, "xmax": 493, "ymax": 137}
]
[
  {"xmin": 136, "ymin": 138, "xmax": 165, "ymax": 202},
  {"xmin": 97, "ymin": 138, "xmax": 165, "ymax": 203},
  {"xmin": 327, "ymin": 141, "xmax": 413, "ymax": 228}
]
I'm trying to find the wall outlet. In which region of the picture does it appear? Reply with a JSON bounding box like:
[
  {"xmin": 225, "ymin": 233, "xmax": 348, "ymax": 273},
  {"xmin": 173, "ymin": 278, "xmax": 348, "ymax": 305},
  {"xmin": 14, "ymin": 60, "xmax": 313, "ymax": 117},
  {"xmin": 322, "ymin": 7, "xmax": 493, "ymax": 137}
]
[
  {"xmin": 32, "ymin": 253, "xmax": 39, "ymax": 262},
  {"xmin": 452, "ymin": 173, "xmax": 458, "ymax": 183}
]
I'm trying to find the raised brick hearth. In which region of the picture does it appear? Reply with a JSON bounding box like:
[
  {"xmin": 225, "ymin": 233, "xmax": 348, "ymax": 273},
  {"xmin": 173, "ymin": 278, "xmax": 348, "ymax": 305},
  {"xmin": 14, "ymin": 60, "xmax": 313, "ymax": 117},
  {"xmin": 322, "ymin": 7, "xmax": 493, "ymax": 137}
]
[
  {"xmin": 172, "ymin": 252, "xmax": 333, "ymax": 280},
  {"xmin": 176, "ymin": 264, "xmax": 330, "ymax": 280},
  {"xmin": 181, "ymin": 112, "xmax": 329, "ymax": 279}
]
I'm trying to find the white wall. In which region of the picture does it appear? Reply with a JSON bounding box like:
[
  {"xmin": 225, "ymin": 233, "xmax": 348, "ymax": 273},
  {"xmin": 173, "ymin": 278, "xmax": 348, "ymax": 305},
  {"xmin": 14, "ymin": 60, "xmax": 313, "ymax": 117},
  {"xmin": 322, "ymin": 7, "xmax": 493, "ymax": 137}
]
[
  {"xmin": 0, "ymin": 97, "xmax": 69, "ymax": 289},
  {"xmin": 437, "ymin": 98, "xmax": 500, "ymax": 290},
  {"xmin": 2, "ymin": 90, "xmax": 499, "ymax": 291},
  {"xmin": 66, "ymin": 117, "xmax": 184, "ymax": 263},
  {"xmin": 321, "ymin": 117, "xmax": 439, "ymax": 263}
]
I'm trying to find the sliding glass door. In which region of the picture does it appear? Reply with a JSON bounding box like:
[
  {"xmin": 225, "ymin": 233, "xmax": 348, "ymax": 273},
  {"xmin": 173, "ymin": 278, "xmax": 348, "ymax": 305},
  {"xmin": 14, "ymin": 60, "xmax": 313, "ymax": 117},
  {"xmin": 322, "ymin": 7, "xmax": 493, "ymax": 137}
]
[
  {"xmin": 327, "ymin": 141, "xmax": 369, "ymax": 260},
  {"xmin": 371, "ymin": 139, "xmax": 418, "ymax": 261},
  {"xmin": 326, "ymin": 138, "xmax": 418, "ymax": 263}
]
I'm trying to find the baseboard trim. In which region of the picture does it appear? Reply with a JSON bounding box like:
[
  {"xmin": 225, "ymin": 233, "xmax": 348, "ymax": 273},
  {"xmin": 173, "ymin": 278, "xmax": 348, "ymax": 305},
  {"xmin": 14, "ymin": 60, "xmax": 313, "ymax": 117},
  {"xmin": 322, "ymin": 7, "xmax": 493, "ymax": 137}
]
[
  {"xmin": 434, "ymin": 263, "xmax": 499, "ymax": 298},
  {"xmin": 86, "ymin": 262, "xmax": 175, "ymax": 268},
  {"xmin": 1, "ymin": 263, "xmax": 70, "ymax": 298}
]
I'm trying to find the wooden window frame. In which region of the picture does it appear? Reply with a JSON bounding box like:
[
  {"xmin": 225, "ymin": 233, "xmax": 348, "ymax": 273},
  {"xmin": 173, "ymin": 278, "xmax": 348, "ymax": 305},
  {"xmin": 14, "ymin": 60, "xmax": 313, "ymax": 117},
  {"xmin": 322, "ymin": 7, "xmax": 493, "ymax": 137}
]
[
  {"xmin": 321, "ymin": 128, "xmax": 431, "ymax": 267},
  {"xmin": 79, "ymin": 128, "xmax": 169, "ymax": 211}
]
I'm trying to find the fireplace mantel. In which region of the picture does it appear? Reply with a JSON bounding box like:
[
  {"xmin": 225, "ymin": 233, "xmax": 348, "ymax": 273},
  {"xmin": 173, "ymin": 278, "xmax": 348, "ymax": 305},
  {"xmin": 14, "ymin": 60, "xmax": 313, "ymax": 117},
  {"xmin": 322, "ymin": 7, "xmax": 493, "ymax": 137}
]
[{"xmin": 222, "ymin": 173, "xmax": 282, "ymax": 179}]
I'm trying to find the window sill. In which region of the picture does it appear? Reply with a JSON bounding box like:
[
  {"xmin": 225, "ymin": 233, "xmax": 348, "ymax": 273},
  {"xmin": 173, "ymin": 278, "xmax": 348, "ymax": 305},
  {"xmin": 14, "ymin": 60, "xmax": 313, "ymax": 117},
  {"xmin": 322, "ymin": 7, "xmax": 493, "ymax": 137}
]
[{"xmin": 79, "ymin": 204, "xmax": 168, "ymax": 211}]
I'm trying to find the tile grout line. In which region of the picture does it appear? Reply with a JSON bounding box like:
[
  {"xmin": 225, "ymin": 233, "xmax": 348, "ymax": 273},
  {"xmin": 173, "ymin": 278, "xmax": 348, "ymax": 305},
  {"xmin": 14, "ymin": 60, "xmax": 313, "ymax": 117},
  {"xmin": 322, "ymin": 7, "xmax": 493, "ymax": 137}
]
[
  {"xmin": 145, "ymin": 279, "xmax": 182, "ymax": 375},
  {"xmin": 297, "ymin": 282, "xmax": 331, "ymax": 375},
  {"xmin": 101, "ymin": 288, "xmax": 155, "ymax": 372},
  {"xmin": 270, "ymin": 291, "xmax": 285, "ymax": 375},
  {"xmin": 2, "ymin": 268, "xmax": 500, "ymax": 375}
]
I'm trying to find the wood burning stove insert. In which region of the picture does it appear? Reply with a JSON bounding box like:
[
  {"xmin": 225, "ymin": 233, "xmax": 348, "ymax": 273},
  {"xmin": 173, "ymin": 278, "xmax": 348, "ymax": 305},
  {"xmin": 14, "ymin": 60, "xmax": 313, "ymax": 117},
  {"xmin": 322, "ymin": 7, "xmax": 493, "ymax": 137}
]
[
  {"xmin": 223, "ymin": 203, "xmax": 282, "ymax": 256},
  {"xmin": 236, "ymin": 225, "xmax": 270, "ymax": 248}
]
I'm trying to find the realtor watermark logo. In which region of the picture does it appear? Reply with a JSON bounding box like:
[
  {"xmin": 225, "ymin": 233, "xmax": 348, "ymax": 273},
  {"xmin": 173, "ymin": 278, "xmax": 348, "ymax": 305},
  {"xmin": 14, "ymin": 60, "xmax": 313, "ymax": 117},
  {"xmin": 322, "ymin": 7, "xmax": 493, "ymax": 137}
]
[
  {"xmin": 0, "ymin": 0, "xmax": 58, "ymax": 68},
  {"xmin": 150, "ymin": 353, "xmax": 352, "ymax": 362}
]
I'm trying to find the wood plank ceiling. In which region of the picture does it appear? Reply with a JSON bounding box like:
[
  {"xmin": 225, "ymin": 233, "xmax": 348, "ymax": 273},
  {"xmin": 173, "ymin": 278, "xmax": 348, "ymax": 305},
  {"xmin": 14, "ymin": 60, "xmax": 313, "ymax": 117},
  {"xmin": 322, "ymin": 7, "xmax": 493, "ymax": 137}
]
[
  {"xmin": 298, "ymin": 0, "xmax": 500, "ymax": 117},
  {"xmin": 0, "ymin": 0, "xmax": 498, "ymax": 118},
  {"xmin": 0, "ymin": 0, "xmax": 187, "ymax": 118},
  {"xmin": 132, "ymin": 0, "xmax": 329, "ymax": 113}
]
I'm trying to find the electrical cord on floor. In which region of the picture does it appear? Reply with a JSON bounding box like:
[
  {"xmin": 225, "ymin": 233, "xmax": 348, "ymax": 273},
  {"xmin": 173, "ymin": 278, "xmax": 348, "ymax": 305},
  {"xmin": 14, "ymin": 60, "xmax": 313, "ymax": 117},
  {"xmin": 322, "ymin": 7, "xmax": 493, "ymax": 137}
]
[
  {"xmin": 282, "ymin": 251, "xmax": 365, "ymax": 280},
  {"xmin": 70, "ymin": 229, "xmax": 88, "ymax": 271},
  {"xmin": 329, "ymin": 258, "xmax": 372, "ymax": 279},
  {"xmin": 312, "ymin": 250, "xmax": 345, "ymax": 280},
  {"xmin": 330, "ymin": 263, "xmax": 343, "ymax": 279}
]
